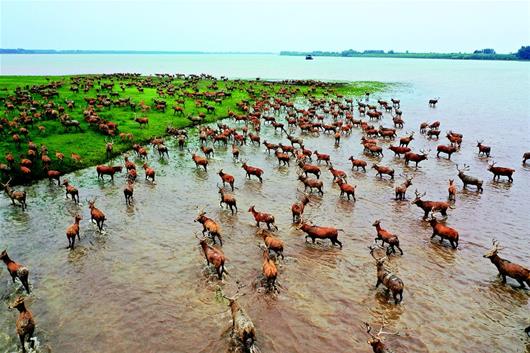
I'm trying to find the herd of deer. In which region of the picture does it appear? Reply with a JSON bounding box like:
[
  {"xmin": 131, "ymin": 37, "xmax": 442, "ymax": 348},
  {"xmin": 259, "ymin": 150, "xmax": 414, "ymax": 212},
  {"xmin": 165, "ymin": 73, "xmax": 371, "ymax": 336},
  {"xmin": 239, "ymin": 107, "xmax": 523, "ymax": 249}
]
[{"xmin": 1, "ymin": 75, "xmax": 529, "ymax": 352}]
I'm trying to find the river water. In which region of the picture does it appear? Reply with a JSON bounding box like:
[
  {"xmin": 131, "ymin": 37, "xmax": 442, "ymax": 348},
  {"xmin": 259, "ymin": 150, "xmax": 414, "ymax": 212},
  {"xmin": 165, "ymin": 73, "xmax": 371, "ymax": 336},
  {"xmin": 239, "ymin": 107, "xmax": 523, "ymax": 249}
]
[{"xmin": 0, "ymin": 55, "xmax": 529, "ymax": 353}]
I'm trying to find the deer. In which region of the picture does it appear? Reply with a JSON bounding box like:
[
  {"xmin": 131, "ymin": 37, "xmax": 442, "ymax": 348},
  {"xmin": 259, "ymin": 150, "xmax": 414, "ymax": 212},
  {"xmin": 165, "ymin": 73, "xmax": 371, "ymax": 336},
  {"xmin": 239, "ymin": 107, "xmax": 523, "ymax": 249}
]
[
  {"xmin": 259, "ymin": 229, "xmax": 284, "ymax": 259},
  {"xmin": 523, "ymin": 152, "xmax": 530, "ymax": 165},
  {"xmin": 124, "ymin": 180, "xmax": 134, "ymax": 206},
  {"xmin": 241, "ymin": 161, "xmax": 263, "ymax": 183},
  {"xmin": 446, "ymin": 131, "xmax": 463, "ymax": 147},
  {"xmin": 394, "ymin": 174, "xmax": 413, "ymax": 200},
  {"xmin": 142, "ymin": 163, "xmax": 155, "ymax": 182},
  {"xmin": 196, "ymin": 234, "xmax": 226, "ymax": 280},
  {"xmin": 369, "ymin": 245, "xmax": 404, "ymax": 303},
  {"xmin": 363, "ymin": 318, "xmax": 396, "ymax": 353},
  {"xmin": 96, "ymin": 165, "xmax": 123, "ymax": 181},
  {"xmin": 156, "ymin": 144, "xmax": 169, "ymax": 158},
  {"xmin": 399, "ymin": 132, "xmax": 414, "ymax": 147},
  {"xmin": 411, "ymin": 190, "xmax": 453, "ymax": 220},
  {"xmin": 348, "ymin": 157, "xmax": 367, "ymax": 172},
  {"xmin": 429, "ymin": 97, "xmax": 439, "ymax": 107},
  {"xmin": 488, "ymin": 161, "xmax": 515, "ymax": 182},
  {"xmin": 388, "ymin": 145, "xmax": 411, "ymax": 158},
  {"xmin": 428, "ymin": 217, "xmax": 459, "ymax": 248},
  {"xmin": 476, "ymin": 140, "xmax": 491, "ymax": 157},
  {"xmin": 328, "ymin": 163, "xmax": 347, "ymax": 181},
  {"xmin": 456, "ymin": 164, "xmax": 483, "ymax": 193},
  {"xmin": 298, "ymin": 174, "xmax": 324, "ymax": 195},
  {"xmin": 248, "ymin": 205, "xmax": 278, "ymax": 230},
  {"xmin": 195, "ymin": 210, "xmax": 223, "ymax": 245},
  {"xmin": 105, "ymin": 138, "xmax": 114, "ymax": 159},
  {"xmin": 66, "ymin": 214, "xmax": 83, "ymax": 249},
  {"xmin": 275, "ymin": 150, "xmax": 291, "ymax": 166},
  {"xmin": 436, "ymin": 144, "xmax": 458, "ymax": 160},
  {"xmin": 404, "ymin": 149, "xmax": 429, "ymax": 168},
  {"xmin": 1, "ymin": 178, "xmax": 27, "ymax": 210},
  {"xmin": 448, "ymin": 179, "xmax": 457, "ymax": 201},
  {"xmin": 134, "ymin": 116, "xmax": 149, "ymax": 127},
  {"xmin": 9, "ymin": 296, "xmax": 35, "ymax": 353},
  {"xmin": 222, "ymin": 292, "xmax": 256, "ymax": 352},
  {"xmin": 1, "ymin": 250, "xmax": 30, "ymax": 294},
  {"xmin": 296, "ymin": 218, "xmax": 343, "ymax": 248},
  {"xmin": 372, "ymin": 164, "xmax": 394, "ymax": 179},
  {"xmin": 372, "ymin": 220, "xmax": 403, "ymax": 255},
  {"xmin": 62, "ymin": 179, "xmax": 79, "ymax": 204},
  {"xmin": 259, "ymin": 245, "xmax": 278, "ymax": 290},
  {"xmin": 336, "ymin": 178, "xmax": 357, "ymax": 201},
  {"xmin": 218, "ymin": 185, "xmax": 238, "ymax": 214},
  {"xmin": 484, "ymin": 239, "xmax": 529, "ymax": 288},
  {"xmin": 313, "ymin": 150, "xmax": 331, "ymax": 165},
  {"xmin": 291, "ymin": 194, "xmax": 310, "ymax": 223},
  {"xmin": 87, "ymin": 198, "xmax": 106, "ymax": 232},
  {"xmin": 297, "ymin": 159, "xmax": 321, "ymax": 178},
  {"xmin": 191, "ymin": 150, "xmax": 208, "ymax": 171},
  {"xmin": 201, "ymin": 145, "xmax": 214, "ymax": 158}
]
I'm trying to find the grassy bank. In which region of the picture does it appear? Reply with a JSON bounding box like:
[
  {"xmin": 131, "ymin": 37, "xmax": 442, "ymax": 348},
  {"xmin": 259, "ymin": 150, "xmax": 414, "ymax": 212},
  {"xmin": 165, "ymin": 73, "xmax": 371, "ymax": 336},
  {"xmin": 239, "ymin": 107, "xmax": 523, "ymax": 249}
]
[{"xmin": 0, "ymin": 75, "xmax": 387, "ymax": 183}]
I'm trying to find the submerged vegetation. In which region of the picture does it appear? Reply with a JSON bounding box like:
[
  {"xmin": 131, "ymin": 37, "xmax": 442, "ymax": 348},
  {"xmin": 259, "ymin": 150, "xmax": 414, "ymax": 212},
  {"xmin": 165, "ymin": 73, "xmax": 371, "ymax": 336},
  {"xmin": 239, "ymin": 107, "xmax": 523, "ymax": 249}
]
[{"xmin": 0, "ymin": 75, "xmax": 386, "ymax": 183}]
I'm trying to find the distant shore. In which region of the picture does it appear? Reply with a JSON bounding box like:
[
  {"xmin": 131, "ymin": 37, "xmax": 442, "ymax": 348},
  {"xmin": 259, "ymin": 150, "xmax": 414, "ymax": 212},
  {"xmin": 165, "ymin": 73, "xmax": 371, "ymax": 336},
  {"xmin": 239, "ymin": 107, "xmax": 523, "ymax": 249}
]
[{"xmin": 280, "ymin": 51, "xmax": 524, "ymax": 61}]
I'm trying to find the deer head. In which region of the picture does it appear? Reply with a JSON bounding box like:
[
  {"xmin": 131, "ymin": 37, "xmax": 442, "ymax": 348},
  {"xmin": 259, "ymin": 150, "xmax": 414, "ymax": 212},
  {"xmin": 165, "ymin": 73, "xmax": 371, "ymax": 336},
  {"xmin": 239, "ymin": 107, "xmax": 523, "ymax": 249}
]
[{"xmin": 484, "ymin": 239, "xmax": 503, "ymax": 258}]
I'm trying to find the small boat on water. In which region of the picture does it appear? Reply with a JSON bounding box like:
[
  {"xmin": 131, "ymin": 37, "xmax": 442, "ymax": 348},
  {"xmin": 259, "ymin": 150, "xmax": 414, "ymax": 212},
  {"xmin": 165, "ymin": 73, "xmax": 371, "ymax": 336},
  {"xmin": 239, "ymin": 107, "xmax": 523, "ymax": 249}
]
[{"xmin": 305, "ymin": 55, "xmax": 314, "ymax": 60}]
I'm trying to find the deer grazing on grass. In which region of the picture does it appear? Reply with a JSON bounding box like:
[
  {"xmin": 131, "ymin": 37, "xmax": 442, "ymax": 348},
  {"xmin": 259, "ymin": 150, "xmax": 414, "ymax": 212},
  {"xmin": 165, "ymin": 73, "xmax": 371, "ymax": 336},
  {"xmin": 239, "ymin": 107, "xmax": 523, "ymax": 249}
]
[
  {"xmin": 448, "ymin": 179, "xmax": 457, "ymax": 201},
  {"xmin": 296, "ymin": 218, "xmax": 343, "ymax": 248},
  {"xmin": 372, "ymin": 220, "xmax": 403, "ymax": 255},
  {"xmin": 66, "ymin": 214, "xmax": 82, "ymax": 249},
  {"xmin": 363, "ymin": 318, "xmax": 396, "ymax": 353},
  {"xmin": 395, "ymin": 175, "xmax": 413, "ymax": 200},
  {"xmin": 476, "ymin": 140, "xmax": 491, "ymax": 157},
  {"xmin": 9, "ymin": 296, "xmax": 35, "ymax": 353},
  {"xmin": 1, "ymin": 178, "xmax": 27, "ymax": 210},
  {"xmin": 196, "ymin": 234, "xmax": 226, "ymax": 280},
  {"xmin": 404, "ymin": 149, "xmax": 429, "ymax": 168},
  {"xmin": 336, "ymin": 178, "xmax": 357, "ymax": 201},
  {"xmin": 124, "ymin": 180, "xmax": 134, "ymax": 205},
  {"xmin": 348, "ymin": 157, "xmax": 367, "ymax": 172},
  {"xmin": 291, "ymin": 194, "xmax": 310, "ymax": 223},
  {"xmin": 218, "ymin": 185, "xmax": 237, "ymax": 214},
  {"xmin": 1, "ymin": 250, "xmax": 30, "ymax": 294},
  {"xmin": 456, "ymin": 164, "xmax": 483, "ymax": 192},
  {"xmin": 62, "ymin": 179, "xmax": 79, "ymax": 204},
  {"xmin": 87, "ymin": 198, "xmax": 106, "ymax": 232},
  {"xmin": 488, "ymin": 161, "xmax": 515, "ymax": 182},
  {"xmin": 484, "ymin": 239, "xmax": 529, "ymax": 288},
  {"xmin": 248, "ymin": 206, "xmax": 278, "ymax": 230},
  {"xmin": 372, "ymin": 164, "xmax": 394, "ymax": 179},
  {"xmin": 195, "ymin": 210, "xmax": 223, "ymax": 245},
  {"xmin": 259, "ymin": 229, "xmax": 284, "ymax": 259},
  {"xmin": 369, "ymin": 245, "xmax": 404, "ymax": 303},
  {"xmin": 241, "ymin": 162, "xmax": 264, "ymax": 183},
  {"xmin": 429, "ymin": 217, "xmax": 459, "ymax": 249},
  {"xmin": 411, "ymin": 190, "xmax": 453, "ymax": 219}
]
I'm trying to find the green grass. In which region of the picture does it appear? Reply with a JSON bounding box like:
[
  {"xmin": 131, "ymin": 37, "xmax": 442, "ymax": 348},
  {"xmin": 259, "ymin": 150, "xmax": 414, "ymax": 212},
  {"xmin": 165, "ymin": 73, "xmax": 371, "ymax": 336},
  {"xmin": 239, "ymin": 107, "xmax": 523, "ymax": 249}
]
[{"xmin": 0, "ymin": 75, "xmax": 387, "ymax": 183}]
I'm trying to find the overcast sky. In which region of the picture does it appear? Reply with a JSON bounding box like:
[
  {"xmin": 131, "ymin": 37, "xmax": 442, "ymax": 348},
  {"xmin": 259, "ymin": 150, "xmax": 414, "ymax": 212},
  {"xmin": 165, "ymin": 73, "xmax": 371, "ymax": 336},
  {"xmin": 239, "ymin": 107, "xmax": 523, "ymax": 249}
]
[{"xmin": 1, "ymin": 0, "xmax": 529, "ymax": 53}]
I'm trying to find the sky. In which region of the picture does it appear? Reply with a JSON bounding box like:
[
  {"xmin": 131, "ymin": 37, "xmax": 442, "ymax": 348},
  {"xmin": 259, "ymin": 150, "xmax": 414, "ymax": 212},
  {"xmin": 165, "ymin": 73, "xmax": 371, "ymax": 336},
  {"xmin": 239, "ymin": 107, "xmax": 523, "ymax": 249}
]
[{"xmin": 1, "ymin": 0, "xmax": 529, "ymax": 53}]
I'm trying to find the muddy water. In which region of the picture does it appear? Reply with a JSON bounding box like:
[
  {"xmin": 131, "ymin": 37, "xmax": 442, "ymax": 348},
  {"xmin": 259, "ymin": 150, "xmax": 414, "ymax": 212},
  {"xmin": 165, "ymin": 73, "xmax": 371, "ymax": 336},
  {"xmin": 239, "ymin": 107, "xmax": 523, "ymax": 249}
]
[{"xmin": 1, "ymin": 69, "xmax": 530, "ymax": 353}]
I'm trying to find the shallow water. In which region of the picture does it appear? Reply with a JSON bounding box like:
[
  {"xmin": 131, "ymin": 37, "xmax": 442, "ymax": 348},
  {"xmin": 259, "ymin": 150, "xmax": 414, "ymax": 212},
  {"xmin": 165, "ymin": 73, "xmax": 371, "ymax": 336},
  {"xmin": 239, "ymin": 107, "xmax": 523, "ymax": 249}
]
[{"xmin": 0, "ymin": 56, "xmax": 529, "ymax": 353}]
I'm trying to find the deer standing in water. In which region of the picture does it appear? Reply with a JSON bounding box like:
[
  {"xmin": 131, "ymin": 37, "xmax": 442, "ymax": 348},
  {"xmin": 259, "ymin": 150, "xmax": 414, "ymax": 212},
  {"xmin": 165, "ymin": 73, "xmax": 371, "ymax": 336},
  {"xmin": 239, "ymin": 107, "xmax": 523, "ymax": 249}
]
[
  {"xmin": 369, "ymin": 245, "xmax": 404, "ymax": 303},
  {"xmin": 483, "ymin": 239, "xmax": 529, "ymax": 288},
  {"xmin": 9, "ymin": 296, "xmax": 35, "ymax": 353},
  {"xmin": 0, "ymin": 250, "xmax": 30, "ymax": 294},
  {"xmin": 291, "ymin": 194, "xmax": 310, "ymax": 223},
  {"xmin": 411, "ymin": 190, "xmax": 453, "ymax": 220},
  {"xmin": 363, "ymin": 318, "xmax": 397, "ymax": 353},
  {"xmin": 394, "ymin": 174, "xmax": 413, "ymax": 200},
  {"xmin": 1, "ymin": 178, "xmax": 27, "ymax": 210},
  {"xmin": 87, "ymin": 197, "xmax": 106, "ymax": 232},
  {"xmin": 66, "ymin": 214, "xmax": 83, "ymax": 249},
  {"xmin": 456, "ymin": 164, "xmax": 483, "ymax": 193}
]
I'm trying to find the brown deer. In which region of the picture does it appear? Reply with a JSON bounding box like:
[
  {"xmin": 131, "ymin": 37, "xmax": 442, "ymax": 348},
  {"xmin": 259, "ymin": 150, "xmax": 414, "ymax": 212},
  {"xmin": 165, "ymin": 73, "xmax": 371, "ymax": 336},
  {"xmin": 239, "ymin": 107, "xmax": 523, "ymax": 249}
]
[
  {"xmin": 388, "ymin": 145, "xmax": 411, "ymax": 158},
  {"xmin": 476, "ymin": 140, "xmax": 491, "ymax": 157},
  {"xmin": 105, "ymin": 138, "xmax": 114, "ymax": 159},
  {"xmin": 62, "ymin": 179, "xmax": 79, "ymax": 204},
  {"xmin": 296, "ymin": 218, "xmax": 343, "ymax": 248},
  {"xmin": 9, "ymin": 296, "xmax": 35, "ymax": 353},
  {"xmin": 260, "ymin": 245, "xmax": 278, "ymax": 290},
  {"xmin": 523, "ymin": 152, "xmax": 530, "ymax": 165},
  {"xmin": 429, "ymin": 217, "xmax": 459, "ymax": 248},
  {"xmin": 248, "ymin": 205, "xmax": 278, "ymax": 230},
  {"xmin": 197, "ymin": 234, "xmax": 226, "ymax": 279},
  {"xmin": 484, "ymin": 239, "xmax": 529, "ymax": 288},
  {"xmin": 195, "ymin": 210, "xmax": 223, "ymax": 245},
  {"xmin": 399, "ymin": 132, "xmax": 414, "ymax": 147},
  {"xmin": 372, "ymin": 164, "xmax": 394, "ymax": 179},
  {"xmin": 66, "ymin": 214, "xmax": 83, "ymax": 249},
  {"xmin": 223, "ymin": 292, "xmax": 256, "ymax": 352},
  {"xmin": 87, "ymin": 198, "xmax": 106, "ymax": 232},
  {"xmin": 291, "ymin": 194, "xmax": 310, "ymax": 222},
  {"xmin": 336, "ymin": 178, "xmax": 356, "ymax": 201},
  {"xmin": 348, "ymin": 157, "xmax": 367, "ymax": 172},
  {"xmin": 142, "ymin": 163, "xmax": 155, "ymax": 182},
  {"xmin": 372, "ymin": 220, "xmax": 403, "ymax": 255},
  {"xmin": 191, "ymin": 151, "xmax": 208, "ymax": 171},
  {"xmin": 241, "ymin": 161, "xmax": 263, "ymax": 182},
  {"xmin": 259, "ymin": 229, "xmax": 284, "ymax": 259},
  {"xmin": 456, "ymin": 164, "xmax": 483, "ymax": 192},
  {"xmin": 328, "ymin": 163, "xmax": 347, "ymax": 181},
  {"xmin": 1, "ymin": 178, "xmax": 27, "ymax": 210},
  {"xmin": 411, "ymin": 190, "xmax": 453, "ymax": 219},
  {"xmin": 313, "ymin": 150, "xmax": 331, "ymax": 165},
  {"xmin": 436, "ymin": 144, "xmax": 458, "ymax": 160},
  {"xmin": 448, "ymin": 179, "xmax": 457, "ymax": 201},
  {"xmin": 404, "ymin": 149, "xmax": 429, "ymax": 168},
  {"xmin": 218, "ymin": 169, "xmax": 235, "ymax": 191},
  {"xmin": 96, "ymin": 165, "xmax": 122, "ymax": 181},
  {"xmin": 363, "ymin": 319, "xmax": 396, "ymax": 353},
  {"xmin": 488, "ymin": 161, "xmax": 515, "ymax": 182},
  {"xmin": 1, "ymin": 249, "xmax": 30, "ymax": 294},
  {"xmin": 369, "ymin": 245, "xmax": 404, "ymax": 303},
  {"xmin": 218, "ymin": 185, "xmax": 237, "ymax": 214},
  {"xmin": 394, "ymin": 175, "xmax": 413, "ymax": 200},
  {"xmin": 298, "ymin": 159, "xmax": 321, "ymax": 178}
]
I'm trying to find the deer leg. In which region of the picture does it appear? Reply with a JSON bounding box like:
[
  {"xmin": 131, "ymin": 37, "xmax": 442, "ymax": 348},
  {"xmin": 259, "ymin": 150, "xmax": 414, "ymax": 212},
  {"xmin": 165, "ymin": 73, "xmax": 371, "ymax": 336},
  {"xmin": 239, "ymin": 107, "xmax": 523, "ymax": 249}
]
[
  {"xmin": 375, "ymin": 279, "xmax": 382, "ymax": 288},
  {"xmin": 19, "ymin": 334, "xmax": 26, "ymax": 353}
]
